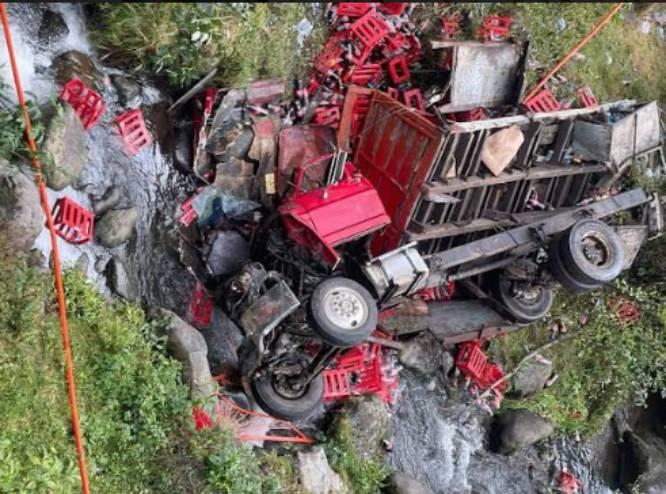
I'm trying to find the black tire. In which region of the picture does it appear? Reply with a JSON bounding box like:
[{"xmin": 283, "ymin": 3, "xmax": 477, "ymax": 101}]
[
  {"xmin": 492, "ymin": 273, "xmax": 554, "ymax": 323},
  {"xmin": 548, "ymin": 234, "xmax": 602, "ymax": 293},
  {"xmin": 250, "ymin": 371, "xmax": 324, "ymax": 421},
  {"xmin": 560, "ymin": 219, "xmax": 625, "ymax": 285},
  {"xmin": 309, "ymin": 277, "xmax": 378, "ymax": 347}
]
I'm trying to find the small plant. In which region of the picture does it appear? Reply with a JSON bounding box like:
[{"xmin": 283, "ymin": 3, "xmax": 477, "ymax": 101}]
[{"xmin": 325, "ymin": 416, "xmax": 388, "ymax": 494}]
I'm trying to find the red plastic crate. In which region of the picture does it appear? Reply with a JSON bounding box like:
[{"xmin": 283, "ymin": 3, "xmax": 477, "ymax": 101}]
[
  {"xmin": 346, "ymin": 63, "xmax": 383, "ymax": 86},
  {"xmin": 577, "ymin": 86, "xmax": 598, "ymax": 108},
  {"xmin": 59, "ymin": 78, "xmax": 106, "ymax": 130},
  {"xmin": 480, "ymin": 15, "xmax": 512, "ymax": 41},
  {"xmin": 523, "ymin": 87, "xmax": 561, "ymax": 113},
  {"xmin": 180, "ymin": 195, "xmax": 198, "ymax": 227},
  {"xmin": 313, "ymin": 106, "xmax": 341, "ymax": 127},
  {"xmin": 403, "ymin": 88, "xmax": 425, "ymax": 111},
  {"xmin": 50, "ymin": 196, "xmax": 95, "ymax": 245},
  {"xmin": 350, "ymin": 9, "xmax": 390, "ymax": 50},
  {"xmin": 314, "ymin": 32, "xmax": 348, "ymax": 74},
  {"xmin": 114, "ymin": 109, "xmax": 152, "ymax": 155},
  {"xmin": 387, "ymin": 55, "xmax": 410, "ymax": 84},
  {"xmin": 190, "ymin": 283, "xmax": 213, "ymax": 328},
  {"xmin": 337, "ymin": 2, "xmax": 374, "ymax": 18},
  {"xmin": 323, "ymin": 369, "xmax": 353, "ymax": 401},
  {"xmin": 377, "ymin": 3, "xmax": 407, "ymax": 16}
]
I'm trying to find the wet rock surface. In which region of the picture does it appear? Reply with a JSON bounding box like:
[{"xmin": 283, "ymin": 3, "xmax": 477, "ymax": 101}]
[
  {"xmin": 493, "ymin": 409, "xmax": 554, "ymax": 455},
  {"xmin": 42, "ymin": 104, "xmax": 88, "ymax": 191},
  {"xmin": 509, "ymin": 356, "xmax": 553, "ymax": 398},
  {"xmin": 111, "ymin": 74, "xmax": 142, "ymax": 107},
  {"xmin": 297, "ymin": 446, "xmax": 345, "ymax": 494},
  {"xmin": 0, "ymin": 164, "xmax": 44, "ymax": 251},
  {"xmin": 164, "ymin": 308, "xmax": 216, "ymax": 400},
  {"xmin": 38, "ymin": 9, "xmax": 69, "ymax": 44},
  {"xmin": 52, "ymin": 50, "xmax": 106, "ymax": 93},
  {"xmin": 104, "ymin": 255, "xmax": 137, "ymax": 300},
  {"xmin": 388, "ymin": 472, "xmax": 435, "ymax": 494},
  {"xmin": 399, "ymin": 331, "xmax": 444, "ymax": 375},
  {"xmin": 95, "ymin": 207, "xmax": 138, "ymax": 248}
]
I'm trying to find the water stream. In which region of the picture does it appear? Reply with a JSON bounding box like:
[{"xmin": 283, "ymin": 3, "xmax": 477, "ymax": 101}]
[{"xmin": 2, "ymin": 2, "xmax": 195, "ymax": 313}]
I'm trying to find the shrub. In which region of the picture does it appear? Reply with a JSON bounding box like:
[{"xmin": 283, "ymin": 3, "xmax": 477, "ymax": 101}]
[
  {"xmin": 0, "ymin": 255, "xmax": 201, "ymax": 492},
  {"xmin": 88, "ymin": 3, "xmax": 322, "ymax": 89},
  {"xmin": 493, "ymin": 276, "xmax": 666, "ymax": 437}
]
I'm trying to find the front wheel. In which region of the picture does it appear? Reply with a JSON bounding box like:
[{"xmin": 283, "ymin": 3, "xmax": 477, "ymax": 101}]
[
  {"xmin": 309, "ymin": 277, "xmax": 378, "ymax": 347},
  {"xmin": 250, "ymin": 368, "xmax": 324, "ymax": 421}
]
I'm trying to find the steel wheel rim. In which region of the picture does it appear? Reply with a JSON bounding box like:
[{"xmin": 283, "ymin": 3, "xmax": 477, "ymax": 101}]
[{"xmin": 322, "ymin": 286, "xmax": 368, "ymax": 330}]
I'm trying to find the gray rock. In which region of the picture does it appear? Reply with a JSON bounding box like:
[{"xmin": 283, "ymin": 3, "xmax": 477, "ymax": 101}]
[
  {"xmin": 38, "ymin": 9, "xmax": 69, "ymax": 44},
  {"xmin": 53, "ymin": 50, "xmax": 106, "ymax": 93},
  {"xmin": 74, "ymin": 253, "xmax": 90, "ymax": 275},
  {"xmin": 206, "ymin": 230, "xmax": 249, "ymax": 277},
  {"xmin": 388, "ymin": 471, "xmax": 435, "ymax": 494},
  {"xmin": 624, "ymin": 431, "xmax": 666, "ymax": 494},
  {"xmin": 163, "ymin": 308, "xmax": 217, "ymax": 400},
  {"xmin": 111, "ymin": 75, "xmax": 142, "ymax": 106},
  {"xmin": 399, "ymin": 332, "xmax": 443, "ymax": 375},
  {"xmin": 495, "ymin": 409, "xmax": 554, "ymax": 454},
  {"xmin": 95, "ymin": 207, "xmax": 138, "ymax": 248},
  {"xmin": 297, "ymin": 446, "xmax": 345, "ymax": 494},
  {"xmin": 510, "ymin": 357, "xmax": 553, "ymax": 398},
  {"xmin": 42, "ymin": 104, "xmax": 88, "ymax": 191},
  {"xmin": 94, "ymin": 256, "xmax": 107, "ymax": 273},
  {"xmin": 0, "ymin": 164, "xmax": 44, "ymax": 251},
  {"xmin": 92, "ymin": 186, "xmax": 123, "ymax": 216},
  {"xmin": 341, "ymin": 395, "xmax": 391, "ymax": 460},
  {"xmin": 441, "ymin": 350, "xmax": 455, "ymax": 376},
  {"xmin": 104, "ymin": 256, "xmax": 137, "ymax": 300},
  {"xmin": 199, "ymin": 307, "xmax": 245, "ymax": 378},
  {"xmin": 27, "ymin": 248, "xmax": 46, "ymax": 269}
]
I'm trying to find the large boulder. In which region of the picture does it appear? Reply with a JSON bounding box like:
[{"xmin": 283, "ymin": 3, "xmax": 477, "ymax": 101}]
[
  {"xmin": 52, "ymin": 50, "xmax": 106, "ymax": 93},
  {"xmin": 340, "ymin": 395, "xmax": 391, "ymax": 460},
  {"xmin": 92, "ymin": 186, "xmax": 123, "ymax": 216},
  {"xmin": 623, "ymin": 431, "xmax": 666, "ymax": 494},
  {"xmin": 163, "ymin": 309, "xmax": 217, "ymax": 400},
  {"xmin": 297, "ymin": 446, "xmax": 345, "ymax": 494},
  {"xmin": 510, "ymin": 356, "xmax": 553, "ymax": 398},
  {"xmin": 388, "ymin": 472, "xmax": 435, "ymax": 494},
  {"xmin": 0, "ymin": 163, "xmax": 44, "ymax": 251},
  {"xmin": 111, "ymin": 74, "xmax": 142, "ymax": 107},
  {"xmin": 38, "ymin": 9, "xmax": 69, "ymax": 44},
  {"xmin": 399, "ymin": 331, "xmax": 443, "ymax": 375},
  {"xmin": 42, "ymin": 104, "xmax": 88, "ymax": 191},
  {"xmin": 95, "ymin": 207, "xmax": 138, "ymax": 248},
  {"xmin": 494, "ymin": 409, "xmax": 554, "ymax": 454}
]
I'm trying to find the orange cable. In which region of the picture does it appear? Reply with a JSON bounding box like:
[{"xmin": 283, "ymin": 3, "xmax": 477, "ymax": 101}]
[
  {"xmin": 522, "ymin": 3, "xmax": 625, "ymax": 103},
  {"xmin": 0, "ymin": 4, "xmax": 91, "ymax": 493}
]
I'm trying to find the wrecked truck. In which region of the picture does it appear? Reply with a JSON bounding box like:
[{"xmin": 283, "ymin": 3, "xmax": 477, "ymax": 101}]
[{"xmin": 212, "ymin": 91, "xmax": 663, "ymax": 421}]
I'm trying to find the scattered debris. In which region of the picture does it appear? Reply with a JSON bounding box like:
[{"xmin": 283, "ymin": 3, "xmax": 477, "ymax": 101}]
[{"xmin": 51, "ymin": 196, "xmax": 94, "ymax": 244}]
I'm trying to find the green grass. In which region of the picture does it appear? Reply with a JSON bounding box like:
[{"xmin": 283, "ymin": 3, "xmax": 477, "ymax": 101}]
[
  {"xmin": 0, "ymin": 243, "xmax": 306, "ymax": 493},
  {"xmin": 490, "ymin": 275, "xmax": 666, "ymax": 437},
  {"xmin": 324, "ymin": 416, "xmax": 388, "ymax": 494},
  {"xmin": 88, "ymin": 3, "xmax": 326, "ymax": 89}
]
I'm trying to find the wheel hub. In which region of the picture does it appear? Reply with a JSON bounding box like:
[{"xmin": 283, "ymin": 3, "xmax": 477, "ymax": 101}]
[
  {"xmin": 581, "ymin": 234, "xmax": 610, "ymax": 266},
  {"xmin": 322, "ymin": 287, "xmax": 368, "ymax": 330}
]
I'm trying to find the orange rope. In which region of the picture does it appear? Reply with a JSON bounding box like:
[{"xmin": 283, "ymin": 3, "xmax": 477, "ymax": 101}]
[
  {"xmin": 0, "ymin": 4, "xmax": 91, "ymax": 494},
  {"xmin": 522, "ymin": 3, "xmax": 624, "ymax": 103}
]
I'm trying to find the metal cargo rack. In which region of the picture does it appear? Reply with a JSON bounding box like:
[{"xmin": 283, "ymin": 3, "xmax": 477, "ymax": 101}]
[{"xmin": 354, "ymin": 91, "xmax": 648, "ymax": 261}]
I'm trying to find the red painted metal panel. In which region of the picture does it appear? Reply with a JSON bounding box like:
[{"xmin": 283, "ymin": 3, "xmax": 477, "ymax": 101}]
[{"xmin": 354, "ymin": 91, "xmax": 444, "ymax": 253}]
